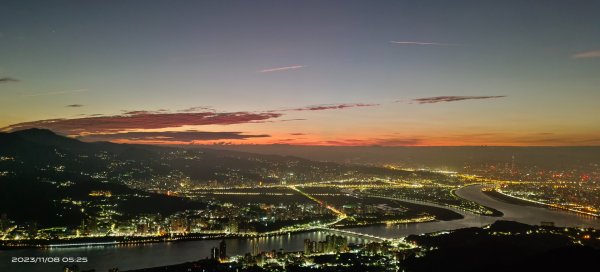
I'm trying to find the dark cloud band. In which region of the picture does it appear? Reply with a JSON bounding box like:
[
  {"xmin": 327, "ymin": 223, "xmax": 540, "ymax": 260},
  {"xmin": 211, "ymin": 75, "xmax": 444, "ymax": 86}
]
[
  {"xmin": 0, "ymin": 77, "xmax": 19, "ymax": 83},
  {"xmin": 283, "ymin": 103, "xmax": 379, "ymax": 111},
  {"xmin": 77, "ymin": 131, "xmax": 270, "ymax": 143},
  {"xmin": 2, "ymin": 110, "xmax": 283, "ymax": 135},
  {"xmin": 410, "ymin": 96, "xmax": 506, "ymax": 104}
]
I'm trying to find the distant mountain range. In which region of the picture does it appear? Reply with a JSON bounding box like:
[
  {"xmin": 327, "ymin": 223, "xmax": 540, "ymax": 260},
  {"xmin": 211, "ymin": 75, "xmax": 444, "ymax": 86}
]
[
  {"xmin": 0, "ymin": 129, "xmax": 444, "ymax": 228},
  {"xmin": 0, "ymin": 128, "xmax": 418, "ymax": 183},
  {"xmin": 0, "ymin": 129, "xmax": 209, "ymax": 227},
  {"xmin": 197, "ymin": 144, "xmax": 600, "ymax": 169}
]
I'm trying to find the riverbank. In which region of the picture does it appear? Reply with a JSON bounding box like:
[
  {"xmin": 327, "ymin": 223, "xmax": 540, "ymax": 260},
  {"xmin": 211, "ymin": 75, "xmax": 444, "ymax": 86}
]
[
  {"xmin": 486, "ymin": 189, "xmax": 599, "ymax": 219},
  {"xmin": 451, "ymin": 186, "xmax": 503, "ymax": 216},
  {"xmin": 455, "ymin": 184, "xmax": 600, "ymax": 228},
  {"xmin": 0, "ymin": 215, "xmax": 435, "ymax": 250},
  {"xmin": 365, "ymin": 195, "xmax": 465, "ymax": 221},
  {"xmin": 483, "ymin": 190, "xmax": 546, "ymax": 208},
  {"xmin": 0, "ymin": 233, "xmax": 224, "ymax": 250}
]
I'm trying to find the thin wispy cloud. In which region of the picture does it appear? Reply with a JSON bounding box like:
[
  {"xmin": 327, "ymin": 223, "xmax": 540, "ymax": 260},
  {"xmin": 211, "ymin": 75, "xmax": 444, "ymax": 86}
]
[
  {"xmin": 390, "ymin": 41, "xmax": 458, "ymax": 46},
  {"xmin": 282, "ymin": 103, "xmax": 379, "ymax": 112},
  {"xmin": 244, "ymin": 117, "xmax": 308, "ymax": 124},
  {"xmin": 178, "ymin": 106, "xmax": 215, "ymax": 113},
  {"xmin": 0, "ymin": 77, "xmax": 19, "ymax": 83},
  {"xmin": 279, "ymin": 118, "xmax": 307, "ymax": 122},
  {"xmin": 121, "ymin": 110, "xmax": 161, "ymax": 115},
  {"xmin": 21, "ymin": 89, "xmax": 89, "ymax": 97},
  {"xmin": 284, "ymin": 137, "xmax": 423, "ymax": 146},
  {"xmin": 408, "ymin": 96, "xmax": 506, "ymax": 104},
  {"xmin": 327, "ymin": 137, "xmax": 423, "ymax": 146},
  {"xmin": 572, "ymin": 50, "xmax": 600, "ymax": 59},
  {"xmin": 66, "ymin": 104, "xmax": 84, "ymax": 107},
  {"xmin": 258, "ymin": 65, "xmax": 305, "ymax": 73}
]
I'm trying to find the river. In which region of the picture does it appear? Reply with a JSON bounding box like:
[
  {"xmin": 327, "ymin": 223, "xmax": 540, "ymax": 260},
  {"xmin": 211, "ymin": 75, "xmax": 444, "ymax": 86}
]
[{"xmin": 1, "ymin": 184, "xmax": 599, "ymax": 272}]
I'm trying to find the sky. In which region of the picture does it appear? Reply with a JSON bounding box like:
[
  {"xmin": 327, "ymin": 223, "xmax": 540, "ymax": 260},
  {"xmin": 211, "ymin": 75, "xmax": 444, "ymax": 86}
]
[{"xmin": 1, "ymin": 0, "xmax": 599, "ymax": 146}]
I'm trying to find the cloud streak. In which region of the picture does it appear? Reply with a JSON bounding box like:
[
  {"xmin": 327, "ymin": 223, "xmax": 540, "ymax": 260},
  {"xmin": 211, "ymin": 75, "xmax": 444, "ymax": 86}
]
[
  {"xmin": 282, "ymin": 103, "xmax": 379, "ymax": 111},
  {"xmin": 274, "ymin": 137, "xmax": 424, "ymax": 146},
  {"xmin": 258, "ymin": 65, "xmax": 304, "ymax": 73},
  {"xmin": 323, "ymin": 138, "xmax": 423, "ymax": 146},
  {"xmin": 572, "ymin": 50, "xmax": 600, "ymax": 59},
  {"xmin": 21, "ymin": 89, "xmax": 89, "ymax": 97},
  {"xmin": 2, "ymin": 110, "xmax": 283, "ymax": 135},
  {"xmin": 390, "ymin": 41, "xmax": 457, "ymax": 46},
  {"xmin": 0, "ymin": 77, "xmax": 20, "ymax": 83},
  {"xmin": 409, "ymin": 96, "xmax": 506, "ymax": 104},
  {"xmin": 2, "ymin": 101, "xmax": 377, "ymax": 144},
  {"xmin": 77, "ymin": 131, "xmax": 270, "ymax": 143}
]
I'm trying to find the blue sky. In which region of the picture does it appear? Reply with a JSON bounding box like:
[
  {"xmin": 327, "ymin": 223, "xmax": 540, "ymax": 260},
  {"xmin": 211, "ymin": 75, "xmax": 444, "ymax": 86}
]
[{"xmin": 1, "ymin": 0, "xmax": 599, "ymax": 145}]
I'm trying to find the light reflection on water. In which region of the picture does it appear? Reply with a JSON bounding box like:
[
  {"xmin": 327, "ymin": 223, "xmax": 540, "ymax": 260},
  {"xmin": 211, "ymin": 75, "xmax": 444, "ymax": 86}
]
[{"xmin": 1, "ymin": 231, "xmax": 370, "ymax": 272}]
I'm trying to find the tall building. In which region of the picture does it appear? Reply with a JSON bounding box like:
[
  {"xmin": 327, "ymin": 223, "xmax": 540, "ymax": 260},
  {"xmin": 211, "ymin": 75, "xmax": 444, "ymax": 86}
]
[
  {"xmin": 318, "ymin": 241, "xmax": 326, "ymax": 253},
  {"xmin": 79, "ymin": 219, "xmax": 86, "ymax": 235},
  {"xmin": 511, "ymin": 154, "xmax": 516, "ymax": 172},
  {"xmin": 0, "ymin": 213, "xmax": 8, "ymax": 232},
  {"xmin": 311, "ymin": 241, "xmax": 317, "ymax": 253},
  {"xmin": 325, "ymin": 235, "xmax": 336, "ymax": 252},
  {"xmin": 219, "ymin": 239, "xmax": 227, "ymax": 260},
  {"xmin": 210, "ymin": 247, "xmax": 219, "ymax": 260},
  {"xmin": 304, "ymin": 239, "xmax": 311, "ymax": 255},
  {"xmin": 323, "ymin": 235, "xmax": 348, "ymax": 253}
]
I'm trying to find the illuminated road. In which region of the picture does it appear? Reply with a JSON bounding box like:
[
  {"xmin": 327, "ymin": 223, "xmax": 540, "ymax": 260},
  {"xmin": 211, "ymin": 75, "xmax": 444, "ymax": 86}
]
[{"xmin": 289, "ymin": 185, "xmax": 348, "ymax": 226}]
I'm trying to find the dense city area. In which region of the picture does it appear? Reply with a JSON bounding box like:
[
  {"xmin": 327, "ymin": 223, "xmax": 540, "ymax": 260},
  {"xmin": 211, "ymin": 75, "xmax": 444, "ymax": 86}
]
[{"xmin": 1, "ymin": 130, "xmax": 600, "ymax": 272}]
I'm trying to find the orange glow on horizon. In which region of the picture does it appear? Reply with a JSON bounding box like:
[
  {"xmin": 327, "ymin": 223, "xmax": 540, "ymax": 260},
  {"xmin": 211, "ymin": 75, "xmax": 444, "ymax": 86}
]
[{"xmin": 102, "ymin": 134, "xmax": 600, "ymax": 147}]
